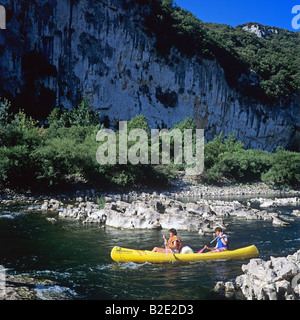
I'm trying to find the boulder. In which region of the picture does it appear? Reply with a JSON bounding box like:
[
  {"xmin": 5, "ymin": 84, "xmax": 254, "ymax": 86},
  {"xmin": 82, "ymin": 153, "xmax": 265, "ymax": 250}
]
[
  {"xmin": 185, "ymin": 202, "xmax": 212, "ymax": 216},
  {"xmin": 234, "ymin": 249, "xmax": 300, "ymax": 300},
  {"xmin": 105, "ymin": 209, "xmax": 162, "ymax": 230},
  {"xmin": 271, "ymin": 257, "xmax": 300, "ymax": 281},
  {"xmin": 40, "ymin": 199, "xmax": 63, "ymax": 211},
  {"xmin": 291, "ymin": 209, "xmax": 300, "ymax": 217},
  {"xmin": 82, "ymin": 210, "xmax": 107, "ymax": 224},
  {"xmin": 275, "ymin": 280, "xmax": 294, "ymax": 299},
  {"xmin": 272, "ymin": 217, "xmax": 290, "ymax": 226},
  {"xmin": 260, "ymin": 200, "xmax": 276, "ymax": 208},
  {"xmin": 213, "ymin": 281, "xmax": 225, "ymax": 294}
]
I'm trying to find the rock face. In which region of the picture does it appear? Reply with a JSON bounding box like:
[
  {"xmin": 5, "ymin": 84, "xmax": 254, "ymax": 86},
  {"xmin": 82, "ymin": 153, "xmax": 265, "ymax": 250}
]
[
  {"xmin": 242, "ymin": 24, "xmax": 279, "ymax": 38},
  {"xmin": 0, "ymin": 0, "xmax": 299, "ymax": 150}
]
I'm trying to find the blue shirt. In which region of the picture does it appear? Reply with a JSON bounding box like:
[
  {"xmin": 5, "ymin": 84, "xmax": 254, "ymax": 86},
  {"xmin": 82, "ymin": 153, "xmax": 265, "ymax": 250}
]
[{"xmin": 216, "ymin": 234, "xmax": 228, "ymax": 249}]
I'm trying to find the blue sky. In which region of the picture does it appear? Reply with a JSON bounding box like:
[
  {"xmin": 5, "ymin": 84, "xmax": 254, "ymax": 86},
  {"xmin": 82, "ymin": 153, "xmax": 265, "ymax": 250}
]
[{"xmin": 176, "ymin": 0, "xmax": 298, "ymax": 31}]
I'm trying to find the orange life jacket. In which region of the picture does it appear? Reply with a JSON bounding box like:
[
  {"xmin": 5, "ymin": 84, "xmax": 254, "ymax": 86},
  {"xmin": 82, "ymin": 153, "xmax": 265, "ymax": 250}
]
[{"xmin": 167, "ymin": 236, "xmax": 182, "ymax": 251}]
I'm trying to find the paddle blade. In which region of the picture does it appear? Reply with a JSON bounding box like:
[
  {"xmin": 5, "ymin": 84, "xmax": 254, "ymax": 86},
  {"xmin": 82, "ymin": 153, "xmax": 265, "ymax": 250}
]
[{"xmin": 198, "ymin": 247, "xmax": 205, "ymax": 254}]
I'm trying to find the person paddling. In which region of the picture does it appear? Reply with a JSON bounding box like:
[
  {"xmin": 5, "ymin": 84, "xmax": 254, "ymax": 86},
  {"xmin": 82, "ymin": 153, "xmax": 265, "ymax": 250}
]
[
  {"xmin": 152, "ymin": 228, "xmax": 182, "ymax": 253},
  {"xmin": 205, "ymin": 227, "xmax": 228, "ymax": 253}
]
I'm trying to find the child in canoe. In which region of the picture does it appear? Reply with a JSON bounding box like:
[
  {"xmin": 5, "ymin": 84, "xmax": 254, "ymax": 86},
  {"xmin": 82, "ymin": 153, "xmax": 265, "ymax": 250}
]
[
  {"xmin": 205, "ymin": 227, "xmax": 228, "ymax": 253},
  {"xmin": 152, "ymin": 228, "xmax": 182, "ymax": 253}
]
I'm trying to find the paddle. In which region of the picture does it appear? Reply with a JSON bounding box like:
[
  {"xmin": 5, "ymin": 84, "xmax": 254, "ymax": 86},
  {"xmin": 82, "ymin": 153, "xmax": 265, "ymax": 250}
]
[
  {"xmin": 163, "ymin": 235, "xmax": 168, "ymax": 258},
  {"xmin": 198, "ymin": 235, "xmax": 219, "ymax": 253}
]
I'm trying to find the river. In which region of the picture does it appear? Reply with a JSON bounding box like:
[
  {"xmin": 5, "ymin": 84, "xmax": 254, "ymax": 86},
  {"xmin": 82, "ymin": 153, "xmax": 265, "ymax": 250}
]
[{"xmin": 0, "ymin": 196, "xmax": 299, "ymax": 300}]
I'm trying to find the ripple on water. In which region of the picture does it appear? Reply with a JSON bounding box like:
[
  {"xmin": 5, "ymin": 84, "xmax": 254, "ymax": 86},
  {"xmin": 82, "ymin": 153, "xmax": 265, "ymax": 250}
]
[{"xmin": 34, "ymin": 285, "xmax": 78, "ymax": 300}]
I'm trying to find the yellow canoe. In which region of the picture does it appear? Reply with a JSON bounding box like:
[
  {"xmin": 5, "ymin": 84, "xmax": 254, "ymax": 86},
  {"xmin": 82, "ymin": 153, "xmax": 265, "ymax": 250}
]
[{"xmin": 111, "ymin": 245, "xmax": 259, "ymax": 263}]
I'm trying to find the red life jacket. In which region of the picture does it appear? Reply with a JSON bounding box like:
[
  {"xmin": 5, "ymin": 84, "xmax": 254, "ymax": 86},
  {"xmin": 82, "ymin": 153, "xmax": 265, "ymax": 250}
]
[{"xmin": 167, "ymin": 236, "xmax": 182, "ymax": 251}]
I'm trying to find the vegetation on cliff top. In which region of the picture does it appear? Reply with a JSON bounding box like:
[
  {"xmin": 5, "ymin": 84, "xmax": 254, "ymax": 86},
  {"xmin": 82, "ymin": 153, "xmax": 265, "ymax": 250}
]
[{"xmin": 146, "ymin": 0, "xmax": 300, "ymax": 104}]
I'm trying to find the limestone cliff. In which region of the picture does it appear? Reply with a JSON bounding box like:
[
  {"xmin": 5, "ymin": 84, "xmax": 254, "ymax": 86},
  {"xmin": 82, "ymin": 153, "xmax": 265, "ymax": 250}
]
[{"xmin": 0, "ymin": 0, "xmax": 299, "ymax": 151}]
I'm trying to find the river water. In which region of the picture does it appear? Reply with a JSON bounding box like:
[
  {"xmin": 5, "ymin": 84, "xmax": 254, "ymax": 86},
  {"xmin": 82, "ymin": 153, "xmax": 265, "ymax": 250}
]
[{"xmin": 0, "ymin": 196, "xmax": 299, "ymax": 300}]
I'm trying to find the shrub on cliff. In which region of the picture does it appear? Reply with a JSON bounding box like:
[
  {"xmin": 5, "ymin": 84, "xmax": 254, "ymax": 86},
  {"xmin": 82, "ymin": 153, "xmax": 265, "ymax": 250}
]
[{"xmin": 47, "ymin": 97, "xmax": 100, "ymax": 129}]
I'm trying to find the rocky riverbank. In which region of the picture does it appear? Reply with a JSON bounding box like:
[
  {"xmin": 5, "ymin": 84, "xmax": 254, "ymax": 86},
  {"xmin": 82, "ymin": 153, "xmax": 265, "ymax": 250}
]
[
  {"xmin": 170, "ymin": 179, "xmax": 300, "ymax": 198},
  {"xmin": 1, "ymin": 181, "xmax": 299, "ymax": 234},
  {"xmin": 0, "ymin": 273, "xmax": 57, "ymax": 300},
  {"xmin": 1, "ymin": 181, "xmax": 299, "ymax": 204},
  {"xmin": 213, "ymin": 249, "xmax": 300, "ymax": 300},
  {"xmin": 36, "ymin": 194, "xmax": 300, "ymax": 233}
]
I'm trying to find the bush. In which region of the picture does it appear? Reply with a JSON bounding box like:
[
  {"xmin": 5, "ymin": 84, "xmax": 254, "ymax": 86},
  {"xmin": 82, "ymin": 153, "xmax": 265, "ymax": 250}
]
[
  {"xmin": 0, "ymin": 145, "xmax": 34, "ymax": 187},
  {"xmin": 204, "ymin": 131, "xmax": 244, "ymax": 169},
  {"xmin": 0, "ymin": 102, "xmax": 46, "ymax": 188},
  {"xmin": 94, "ymin": 114, "xmax": 185, "ymax": 187},
  {"xmin": 205, "ymin": 149, "xmax": 271, "ymax": 183},
  {"xmin": 0, "ymin": 98, "xmax": 12, "ymax": 126},
  {"xmin": 31, "ymin": 127, "xmax": 102, "ymax": 186},
  {"xmin": 47, "ymin": 97, "xmax": 100, "ymax": 128},
  {"xmin": 30, "ymin": 137, "xmax": 77, "ymax": 186},
  {"xmin": 261, "ymin": 148, "xmax": 300, "ymax": 187},
  {"xmin": 0, "ymin": 107, "xmax": 44, "ymax": 148},
  {"xmin": 1, "ymin": 97, "xmax": 299, "ymax": 190},
  {"xmin": 204, "ymin": 132, "xmax": 226, "ymax": 169},
  {"xmin": 29, "ymin": 98, "xmax": 103, "ymax": 186},
  {"xmin": 127, "ymin": 114, "xmax": 151, "ymax": 136}
]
